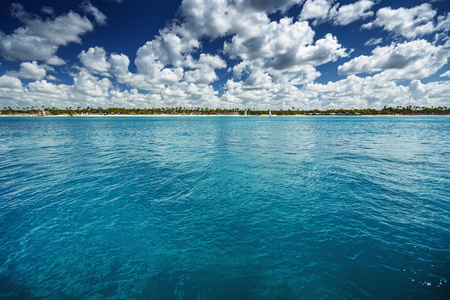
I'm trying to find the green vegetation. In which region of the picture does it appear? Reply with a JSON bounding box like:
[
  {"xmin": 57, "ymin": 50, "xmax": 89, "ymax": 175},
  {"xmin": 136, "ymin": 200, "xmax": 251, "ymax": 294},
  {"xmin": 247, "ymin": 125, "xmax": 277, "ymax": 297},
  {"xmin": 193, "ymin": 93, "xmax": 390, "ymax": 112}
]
[{"xmin": 2, "ymin": 105, "xmax": 450, "ymax": 116}]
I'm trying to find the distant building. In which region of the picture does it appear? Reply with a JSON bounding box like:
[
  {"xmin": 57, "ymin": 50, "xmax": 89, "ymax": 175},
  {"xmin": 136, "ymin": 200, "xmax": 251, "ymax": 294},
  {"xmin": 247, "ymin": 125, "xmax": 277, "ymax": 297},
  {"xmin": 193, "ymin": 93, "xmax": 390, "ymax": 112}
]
[{"xmin": 38, "ymin": 109, "xmax": 46, "ymax": 116}]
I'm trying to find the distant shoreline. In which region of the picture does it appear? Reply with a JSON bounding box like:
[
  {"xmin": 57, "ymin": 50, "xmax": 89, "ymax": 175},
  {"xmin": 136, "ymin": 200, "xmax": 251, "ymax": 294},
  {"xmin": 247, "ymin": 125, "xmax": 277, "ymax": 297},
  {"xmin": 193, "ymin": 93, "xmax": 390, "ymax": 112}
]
[
  {"xmin": 2, "ymin": 106, "xmax": 449, "ymax": 117},
  {"xmin": 1, "ymin": 113, "xmax": 449, "ymax": 117}
]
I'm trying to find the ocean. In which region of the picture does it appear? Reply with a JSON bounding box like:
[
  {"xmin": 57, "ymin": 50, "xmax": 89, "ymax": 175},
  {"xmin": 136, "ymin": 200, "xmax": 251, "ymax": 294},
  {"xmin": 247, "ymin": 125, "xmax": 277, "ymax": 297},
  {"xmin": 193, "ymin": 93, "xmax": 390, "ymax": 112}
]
[{"xmin": 0, "ymin": 116, "xmax": 449, "ymax": 299}]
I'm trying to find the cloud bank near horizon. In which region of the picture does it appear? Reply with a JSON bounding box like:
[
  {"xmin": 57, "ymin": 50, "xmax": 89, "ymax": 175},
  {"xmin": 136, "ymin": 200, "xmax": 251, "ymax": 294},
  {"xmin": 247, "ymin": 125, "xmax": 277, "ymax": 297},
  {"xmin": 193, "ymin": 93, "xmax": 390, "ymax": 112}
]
[{"xmin": 0, "ymin": 0, "xmax": 449, "ymax": 109}]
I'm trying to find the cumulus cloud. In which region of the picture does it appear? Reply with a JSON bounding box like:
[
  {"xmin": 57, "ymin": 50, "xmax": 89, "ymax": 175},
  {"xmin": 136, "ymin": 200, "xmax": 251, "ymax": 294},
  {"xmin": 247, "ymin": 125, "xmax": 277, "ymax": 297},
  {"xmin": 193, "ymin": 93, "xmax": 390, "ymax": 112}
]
[
  {"xmin": 116, "ymin": 74, "xmax": 165, "ymax": 91},
  {"xmin": 78, "ymin": 47, "xmax": 111, "ymax": 75},
  {"xmin": 81, "ymin": 1, "xmax": 107, "ymax": 25},
  {"xmin": 0, "ymin": 75, "xmax": 26, "ymax": 107},
  {"xmin": 338, "ymin": 40, "xmax": 450, "ymax": 81},
  {"xmin": 109, "ymin": 89, "xmax": 163, "ymax": 108},
  {"xmin": 225, "ymin": 18, "xmax": 315, "ymax": 61},
  {"xmin": 271, "ymin": 65, "xmax": 321, "ymax": 85},
  {"xmin": 2, "ymin": 74, "xmax": 450, "ymax": 111},
  {"xmin": 223, "ymin": 77, "xmax": 314, "ymax": 109},
  {"xmin": 176, "ymin": 0, "xmax": 308, "ymax": 42},
  {"xmin": 130, "ymin": 32, "xmax": 227, "ymax": 88},
  {"xmin": 333, "ymin": 0, "xmax": 375, "ymax": 26},
  {"xmin": 299, "ymin": 0, "xmax": 336, "ymax": 25},
  {"xmin": 184, "ymin": 68, "xmax": 218, "ymax": 85},
  {"xmin": 268, "ymin": 33, "xmax": 347, "ymax": 69},
  {"xmin": 363, "ymin": 3, "xmax": 437, "ymax": 39},
  {"xmin": 244, "ymin": 70, "xmax": 273, "ymax": 89},
  {"xmin": 115, "ymin": 0, "xmax": 350, "ymax": 103},
  {"xmin": 222, "ymin": 73, "xmax": 450, "ymax": 110},
  {"xmin": 224, "ymin": 17, "xmax": 347, "ymax": 84},
  {"xmin": 73, "ymin": 71, "xmax": 112, "ymax": 97},
  {"xmin": 109, "ymin": 53, "xmax": 130, "ymax": 77},
  {"xmin": 125, "ymin": 65, "xmax": 184, "ymax": 87},
  {"xmin": 178, "ymin": 0, "xmax": 269, "ymax": 40},
  {"xmin": 407, "ymin": 79, "xmax": 450, "ymax": 106},
  {"xmin": 137, "ymin": 33, "xmax": 200, "ymax": 69},
  {"xmin": 299, "ymin": 0, "xmax": 375, "ymax": 26},
  {"xmin": 161, "ymin": 82, "xmax": 221, "ymax": 107},
  {"xmin": 29, "ymin": 80, "xmax": 68, "ymax": 98},
  {"xmin": 46, "ymin": 56, "xmax": 66, "ymax": 66},
  {"xmin": 302, "ymin": 75, "xmax": 414, "ymax": 108},
  {"xmin": 121, "ymin": 0, "xmax": 348, "ymax": 96},
  {"xmin": 182, "ymin": 53, "xmax": 227, "ymax": 85},
  {"xmin": 0, "ymin": 4, "xmax": 98, "ymax": 61},
  {"xmin": 196, "ymin": 54, "xmax": 227, "ymax": 69},
  {"xmin": 0, "ymin": 75, "xmax": 23, "ymax": 90},
  {"xmin": 6, "ymin": 61, "xmax": 47, "ymax": 80}
]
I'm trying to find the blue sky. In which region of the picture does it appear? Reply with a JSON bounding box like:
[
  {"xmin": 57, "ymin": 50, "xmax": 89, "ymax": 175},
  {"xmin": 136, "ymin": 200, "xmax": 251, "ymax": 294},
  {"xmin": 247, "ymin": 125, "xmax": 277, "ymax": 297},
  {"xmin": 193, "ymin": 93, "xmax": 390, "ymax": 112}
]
[{"xmin": 0, "ymin": 0, "xmax": 449, "ymax": 109}]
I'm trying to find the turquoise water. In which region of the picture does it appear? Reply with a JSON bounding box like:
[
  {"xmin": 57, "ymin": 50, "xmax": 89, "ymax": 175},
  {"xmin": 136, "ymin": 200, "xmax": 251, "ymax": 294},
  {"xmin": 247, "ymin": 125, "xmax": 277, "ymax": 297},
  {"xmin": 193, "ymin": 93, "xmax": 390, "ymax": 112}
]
[{"xmin": 0, "ymin": 116, "xmax": 449, "ymax": 299}]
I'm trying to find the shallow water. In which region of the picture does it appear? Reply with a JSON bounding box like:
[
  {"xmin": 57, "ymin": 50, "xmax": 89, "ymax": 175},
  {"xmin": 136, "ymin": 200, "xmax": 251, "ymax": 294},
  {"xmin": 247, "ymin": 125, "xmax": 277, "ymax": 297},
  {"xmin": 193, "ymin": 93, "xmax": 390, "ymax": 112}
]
[{"xmin": 0, "ymin": 116, "xmax": 449, "ymax": 299}]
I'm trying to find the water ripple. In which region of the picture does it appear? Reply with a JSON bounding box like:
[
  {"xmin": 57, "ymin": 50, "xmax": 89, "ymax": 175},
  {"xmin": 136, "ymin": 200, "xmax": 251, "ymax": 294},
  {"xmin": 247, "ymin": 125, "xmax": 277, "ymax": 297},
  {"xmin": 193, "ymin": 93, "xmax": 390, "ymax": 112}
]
[{"xmin": 0, "ymin": 116, "xmax": 449, "ymax": 299}]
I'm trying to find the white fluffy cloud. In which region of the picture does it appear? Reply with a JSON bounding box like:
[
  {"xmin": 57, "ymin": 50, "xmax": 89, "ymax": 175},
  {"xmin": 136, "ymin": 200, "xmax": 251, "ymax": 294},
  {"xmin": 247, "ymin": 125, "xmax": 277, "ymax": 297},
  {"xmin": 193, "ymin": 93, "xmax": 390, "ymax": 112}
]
[
  {"xmin": 299, "ymin": 0, "xmax": 375, "ymax": 26},
  {"xmin": 78, "ymin": 47, "xmax": 111, "ymax": 75},
  {"xmin": 29, "ymin": 80, "xmax": 68, "ymax": 98},
  {"xmin": 108, "ymin": 89, "xmax": 163, "ymax": 108},
  {"xmin": 136, "ymin": 33, "xmax": 200, "ymax": 70},
  {"xmin": 184, "ymin": 68, "xmax": 218, "ymax": 85},
  {"xmin": 178, "ymin": 0, "xmax": 304, "ymax": 41},
  {"xmin": 225, "ymin": 17, "xmax": 347, "ymax": 84},
  {"xmin": 178, "ymin": 0, "xmax": 272, "ymax": 40},
  {"xmin": 0, "ymin": 75, "xmax": 23, "ymax": 90},
  {"xmin": 1, "ymin": 73, "xmax": 449, "ymax": 110},
  {"xmin": 0, "ymin": 5, "xmax": 95, "ymax": 61},
  {"xmin": 124, "ymin": 0, "xmax": 347, "ymax": 96},
  {"xmin": 338, "ymin": 39, "xmax": 450, "ymax": 81},
  {"xmin": 222, "ymin": 74, "xmax": 450, "ymax": 110},
  {"xmin": 245, "ymin": 70, "xmax": 274, "ymax": 90},
  {"xmin": 73, "ymin": 71, "xmax": 112, "ymax": 97},
  {"xmin": 302, "ymin": 75, "xmax": 411, "ymax": 108},
  {"xmin": 333, "ymin": 0, "xmax": 374, "ymax": 26},
  {"xmin": 6, "ymin": 61, "xmax": 46, "ymax": 80},
  {"xmin": 46, "ymin": 56, "xmax": 66, "ymax": 66},
  {"xmin": 116, "ymin": 74, "xmax": 166, "ymax": 91},
  {"xmin": 299, "ymin": 0, "xmax": 338, "ymax": 25},
  {"xmin": 363, "ymin": 4, "xmax": 437, "ymax": 39},
  {"xmin": 129, "ymin": 32, "xmax": 227, "ymax": 88},
  {"xmin": 109, "ymin": 53, "xmax": 130, "ymax": 77},
  {"xmin": 132, "ymin": 33, "xmax": 200, "ymax": 87},
  {"xmin": 161, "ymin": 82, "xmax": 221, "ymax": 107},
  {"xmin": 196, "ymin": 54, "xmax": 227, "ymax": 69},
  {"xmin": 225, "ymin": 18, "xmax": 315, "ymax": 61},
  {"xmin": 299, "ymin": 0, "xmax": 335, "ymax": 24},
  {"xmin": 408, "ymin": 79, "xmax": 450, "ymax": 106}
]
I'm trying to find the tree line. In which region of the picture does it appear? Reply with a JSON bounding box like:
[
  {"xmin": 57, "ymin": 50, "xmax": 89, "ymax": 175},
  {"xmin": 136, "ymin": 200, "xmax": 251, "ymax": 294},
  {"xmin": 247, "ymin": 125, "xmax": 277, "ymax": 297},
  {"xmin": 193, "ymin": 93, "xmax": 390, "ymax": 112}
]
[{"xmin": 2, "ymin": 105, "xmax": 450, "ymax": 115}]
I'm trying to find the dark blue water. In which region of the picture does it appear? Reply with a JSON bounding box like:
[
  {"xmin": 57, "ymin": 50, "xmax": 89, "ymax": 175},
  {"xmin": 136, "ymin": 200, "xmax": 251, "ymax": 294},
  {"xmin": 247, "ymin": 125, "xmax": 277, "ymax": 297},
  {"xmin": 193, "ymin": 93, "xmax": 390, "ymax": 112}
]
[{"xmin": 1, "ymin": 116, "xmax": 449, "ymax": 299}]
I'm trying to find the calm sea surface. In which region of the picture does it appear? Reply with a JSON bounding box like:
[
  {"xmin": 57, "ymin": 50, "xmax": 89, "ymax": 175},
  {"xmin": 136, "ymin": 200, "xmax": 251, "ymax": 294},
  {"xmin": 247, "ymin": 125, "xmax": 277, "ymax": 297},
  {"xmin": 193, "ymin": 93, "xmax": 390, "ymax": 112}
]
[{"xmin": 0, "ymin": 116, "xmax": 449, "ymax": 299}]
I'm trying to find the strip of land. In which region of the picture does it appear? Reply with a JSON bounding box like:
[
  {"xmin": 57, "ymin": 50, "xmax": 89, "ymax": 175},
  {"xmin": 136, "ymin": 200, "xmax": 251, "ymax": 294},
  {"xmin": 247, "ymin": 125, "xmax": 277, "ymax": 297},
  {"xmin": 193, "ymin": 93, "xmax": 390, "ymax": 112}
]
[{"xmin": 1, "ymin": 106, "xmax": 449, "ymax": 116}]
